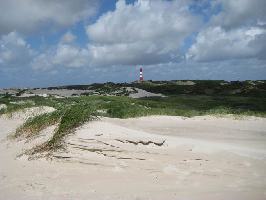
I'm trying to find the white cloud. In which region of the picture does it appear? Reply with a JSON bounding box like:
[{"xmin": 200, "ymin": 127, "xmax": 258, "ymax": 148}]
[
  {"xmin": 31, "ymin": 31, "xmax": 88, "ymax": 70},
  {"xmin": 86, "ymin": 0, "xmax": 201, "ymax": 66},
  {"xmin": 31, "ymin": 53, "xmax": 53, "ymax": 71},
  {"xmin": 53, "ymin": 44, "xmax": 89, "ymax": 68},
  {"xmin": 187, "ymin": 26, "xmax": 266, "ymax": 62},
  {"xmin": 0, "ymin": 32, "xmax": 35, "ymax": 68},
  {"xmin": 31, "ymin": 0, "xmax": 266, "ymax": 70},
  {"xmin": 23, "ymin": 0, "xmax": 203, "ymax": 70},
  {"xmin": 212, "ymin": 0, "xmax": 266, "ymax": 29},
  {"xmin": 187, "ymin": 0, "xmax": 266, "ymax": 62},
  {"xmin": 60, "ymin": 31, "xmax": 77, "ymax": 44},
  {"xmin": 0, "ymin": 0, "xmax": 99, "ymax": 35},
  {"xmin": 31, "ymin": 44, "xmax": 90, "ymax": 70},
  {"xmin": 249, "ymin": 33, "xmax": 266, "ymax": 60}
]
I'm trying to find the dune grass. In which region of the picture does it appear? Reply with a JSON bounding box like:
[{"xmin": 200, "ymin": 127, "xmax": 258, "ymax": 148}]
[
  {"xmin": 14, "ymin": 110, "xmax": 62, "ymax": 139},
  {"xmin": 1, "ymin": 93, "xmax": 265, "ymax": 154},
  {"xmin": 0, "ymin": 100, "xmax": 35, "ymax": 115},
  {"xmin": 46, "ymin": 103, "xmax": 97, "ymax": 150},
  {"xmin": 14, "ymin": 102, "xmax": 97, "ymax": 153}
]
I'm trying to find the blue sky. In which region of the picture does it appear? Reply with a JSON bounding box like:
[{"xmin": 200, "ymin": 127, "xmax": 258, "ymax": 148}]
[{"xmin": 0, "ymin": 0, "xmax": 266, "ymax": 88}]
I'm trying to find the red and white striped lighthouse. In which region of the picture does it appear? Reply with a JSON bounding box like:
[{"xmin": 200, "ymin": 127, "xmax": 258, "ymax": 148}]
[{"xmin": 139, "ymin": 67, "xmax": 144, "ymax": 82}]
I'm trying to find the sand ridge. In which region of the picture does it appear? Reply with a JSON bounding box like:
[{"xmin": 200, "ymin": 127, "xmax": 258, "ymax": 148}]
[{"xmin": 0, "ymin": 114, "xmax": 266, "ymax": 200}]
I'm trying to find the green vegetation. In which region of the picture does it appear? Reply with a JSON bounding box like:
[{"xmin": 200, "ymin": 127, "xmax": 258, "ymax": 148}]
[
  {"xmin": 1, "ymin": 80, "xmax": 265, "ymax": 154},
  {"xmin": 0, "ymin": 101, "xmax": 35, "ymax": 115},
  {"xmin": 47, "ymin": 103, "xmax": 97, "ymax": 149},
  {"xmin": 15, "ymin": 111, "xmax": 61, "ymax": 139},
  {"xmin": 130, "ymin": 80, "xmax": 266, "ymax": 97}
]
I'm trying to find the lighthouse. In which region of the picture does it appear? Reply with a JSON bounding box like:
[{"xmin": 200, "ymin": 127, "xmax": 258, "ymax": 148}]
[{"xmin": 139, "ymin": 67, "xmax": 144, "ymax": 82}]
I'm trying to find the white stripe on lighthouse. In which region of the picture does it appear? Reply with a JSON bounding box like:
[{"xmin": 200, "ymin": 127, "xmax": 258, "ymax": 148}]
[{"xmin": 139, "ymin": 67, "xmax": 143, "ymax": 81}]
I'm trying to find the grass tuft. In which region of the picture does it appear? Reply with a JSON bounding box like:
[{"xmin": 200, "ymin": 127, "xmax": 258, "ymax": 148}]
[
  {"xmin": 46, "ymin": 103, "xmax": 97, "ymax": 150},
  {"xmin": 14, "ymin": 111, "xmax": 62, "ymax": 139}
]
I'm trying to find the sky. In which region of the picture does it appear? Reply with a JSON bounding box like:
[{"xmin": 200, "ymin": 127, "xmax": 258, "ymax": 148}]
[{"xmin": 0, "ymin": 0, "xmax": 266, "ymax": 88}]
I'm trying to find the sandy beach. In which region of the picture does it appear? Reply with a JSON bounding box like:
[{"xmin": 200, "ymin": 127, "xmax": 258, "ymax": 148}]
[
  {"xmin": 1, "ymin": 0, "xmax": 266, "ymax": 199},
  {"xmin": 1, "ymin": 112, "xmax": 266, "ymax": 200}
]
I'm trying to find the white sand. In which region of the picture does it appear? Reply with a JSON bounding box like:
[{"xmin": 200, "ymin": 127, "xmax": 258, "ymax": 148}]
[
  {"xmin": 0, "ymin": 114, "xmax": 266, "ymax": 200},
  {"xmin": 0, "ymin": 104, "xmax": 7, "ymax": 111},
  {"xmin": 129, "ymin": 88, "xmax": 165, "ymax": 98},
  {"xmin": 1, "ymin": 106, "xmax": 55, "ymax": 121}
]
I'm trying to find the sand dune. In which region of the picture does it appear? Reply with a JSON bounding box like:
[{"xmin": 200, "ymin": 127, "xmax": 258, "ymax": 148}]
[{"xmin": 0, "ymin": 113, "xmax": 266, "ymax": 200}]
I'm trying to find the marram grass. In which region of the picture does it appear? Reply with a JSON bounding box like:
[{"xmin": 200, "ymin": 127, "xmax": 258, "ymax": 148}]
[{"xmin": 1, "ymin": 93, "xmax": 265, "ymax": 154}]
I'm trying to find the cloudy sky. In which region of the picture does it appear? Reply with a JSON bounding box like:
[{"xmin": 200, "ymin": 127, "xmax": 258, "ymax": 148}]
[{"xmin": 0, "ymin": 0, "xmax": 266, "ymax": 87}]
